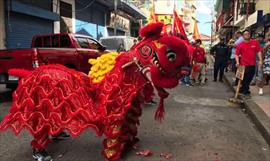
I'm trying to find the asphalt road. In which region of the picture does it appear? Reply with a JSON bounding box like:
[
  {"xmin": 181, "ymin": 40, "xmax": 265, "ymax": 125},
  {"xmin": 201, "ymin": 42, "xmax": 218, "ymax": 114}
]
[{"xmin": 0, "ymin": 80, "xmax": 270, "ymax": 161}]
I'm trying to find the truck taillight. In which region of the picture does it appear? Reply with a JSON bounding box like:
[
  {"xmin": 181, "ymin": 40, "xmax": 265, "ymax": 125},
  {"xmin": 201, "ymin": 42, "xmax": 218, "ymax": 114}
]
[
  {"xmin": 32, "ymin": 49, "xmax": 39, "ymax": 68},
  {"xmin": 33, "ymin": 60, "xmax": 39, "ymax": 68}
]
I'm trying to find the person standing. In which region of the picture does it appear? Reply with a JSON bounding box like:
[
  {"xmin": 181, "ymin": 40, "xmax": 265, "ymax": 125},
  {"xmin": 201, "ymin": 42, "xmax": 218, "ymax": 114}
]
[
  {"xmin": 117, "ymin": 43, "xmax": 126, "ymax": 52},
  {"xmin": 263, "ymin": 38, "xmax": 270, "ymax": 86},
  {"xmin": 251, "ymin": 34, "xmax": 266, "ymax": 95},
  {"xmin": 210, "ymin": 38, "xmax": 230, "ymax": 82},
  {"xmin": 193, "ymin": 39, "xmax": 206, "ymax": 85},
  {"xmin": 230, "ymin": 31, "xmax": 244, "ymax": 73},
  {"xmin": 235, "ymin": 30, "xmax": 263, "ymax": 97}
]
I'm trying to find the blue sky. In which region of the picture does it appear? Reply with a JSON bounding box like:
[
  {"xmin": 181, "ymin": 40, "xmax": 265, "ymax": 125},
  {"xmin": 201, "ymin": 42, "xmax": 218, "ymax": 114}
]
[{"xmin": 196, "ymin": 0, "xmax": 215, "ymax": 36}]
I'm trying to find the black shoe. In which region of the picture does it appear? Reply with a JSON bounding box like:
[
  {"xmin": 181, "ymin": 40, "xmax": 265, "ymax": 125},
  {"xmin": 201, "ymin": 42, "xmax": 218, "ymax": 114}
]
[
  {"xmin": 219, "ymin": 79, "xmax": 224, "ymax": 83},
  {"xmin": 213, "ymin": 79, "xmax": 217, "ymax": 82},
  {"xmin": 51, "ymin": 131, "xmax": 71, "ymax": 141},
  {"xmin": 241, "ymin": 93, "xmax": 251, "ymax": 99},
  {"xmin": 33, "ymin": 150, "xmax": 52, "ymax": 161},
  {"xmin": 250, "ymin": 82, "xmax": 256, "ymax": 86}
]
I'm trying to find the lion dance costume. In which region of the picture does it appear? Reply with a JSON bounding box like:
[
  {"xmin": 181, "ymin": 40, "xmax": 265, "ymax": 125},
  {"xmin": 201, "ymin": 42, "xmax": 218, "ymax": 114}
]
[{"xmin": 0, "ymin": 23, "xmax": 189, "ymax": 161}]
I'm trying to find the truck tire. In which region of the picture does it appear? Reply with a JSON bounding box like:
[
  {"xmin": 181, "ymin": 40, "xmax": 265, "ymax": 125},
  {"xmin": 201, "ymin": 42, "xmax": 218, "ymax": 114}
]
[{"xmin": 6, "ymin": 83, "xmax": 18, "ymax": 90}]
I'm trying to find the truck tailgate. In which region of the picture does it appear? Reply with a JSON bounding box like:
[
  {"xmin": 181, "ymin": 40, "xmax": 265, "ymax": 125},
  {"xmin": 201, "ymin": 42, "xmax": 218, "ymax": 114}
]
[{"xmin": 0, "ymin": 49, "xmax": 34, "ymax": 83}]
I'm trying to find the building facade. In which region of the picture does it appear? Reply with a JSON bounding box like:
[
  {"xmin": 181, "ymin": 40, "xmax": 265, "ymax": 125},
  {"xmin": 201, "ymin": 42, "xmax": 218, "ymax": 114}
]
[
  {"xmin": 181, "ymin": 0, "xmax": 197, "ymax": 38},
  {"xmin": 145, "ymin": 0, "xmax": 197, "ymax": 37},
  {"xmin": 215, "ymin": 0, "xmax": 270, "ymax": 41},
  {"xmin": 3, "ymin": 0, "xmax": 59, "ymax": 49},
  {"xmin": 0, "ymin": 0, "xmax": 146, "ymax": 49},
  {"xmin": 75, "ymin": 0, "xmax": 108, "ymax": 39}
]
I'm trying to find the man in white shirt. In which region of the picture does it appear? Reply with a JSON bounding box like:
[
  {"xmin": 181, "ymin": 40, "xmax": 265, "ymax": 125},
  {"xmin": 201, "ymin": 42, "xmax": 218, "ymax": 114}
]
[{"xmin": 231, "ymin": 31, "xmax": 244, "ymax": 86}]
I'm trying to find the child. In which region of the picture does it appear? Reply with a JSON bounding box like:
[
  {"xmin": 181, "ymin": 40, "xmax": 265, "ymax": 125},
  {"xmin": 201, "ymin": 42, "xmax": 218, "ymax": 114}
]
[{"xmin": 192, "ymin": 39, "xmax": 206, "ymax": 85}]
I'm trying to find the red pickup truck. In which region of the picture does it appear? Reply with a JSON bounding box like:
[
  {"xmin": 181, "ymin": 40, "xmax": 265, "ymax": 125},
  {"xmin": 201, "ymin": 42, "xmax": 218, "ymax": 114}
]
[{"xmin": 0, "ymin": 33, "xmax": 108, "ymax": 88}]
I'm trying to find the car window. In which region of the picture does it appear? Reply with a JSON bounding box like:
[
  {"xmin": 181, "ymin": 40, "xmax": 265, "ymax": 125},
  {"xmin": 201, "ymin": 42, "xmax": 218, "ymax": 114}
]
[
  {"xmin": 34, "ymin": 37, "xmax": 42, "ymax": 47},
  {"xmin": 76, "ymin": 37, "xmax": 89, "ymax": 48},
  {"xmin": 88, "ymin": 39, "xmax": 100, "ymax": 50},
  {"xmin": 52, "ymin": 35, "xmax": 59, "ymax": 47},
  {"xmin": 60, "ymin": 35, "xmax": 71, "ymax": 47},
  {"xmin": 43, "ymin": 36, "xmax": 51, "ymax": 47},
  {"xmin": 100, "ymin": 38, "xmax": 119, "ymax": 51}
]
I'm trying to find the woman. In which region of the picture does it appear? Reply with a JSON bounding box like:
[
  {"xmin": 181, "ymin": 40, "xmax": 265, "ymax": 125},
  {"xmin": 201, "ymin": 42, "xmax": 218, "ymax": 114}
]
[{"xmin": 263, "ymin": 38, "xmax": 270, "ymax": 86}]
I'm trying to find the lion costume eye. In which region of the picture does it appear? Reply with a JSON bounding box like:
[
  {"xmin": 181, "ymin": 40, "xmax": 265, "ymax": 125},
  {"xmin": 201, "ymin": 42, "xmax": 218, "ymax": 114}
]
[{"xmin": 166, "ymin": 51, "xmax": 176, "ymax": 62}]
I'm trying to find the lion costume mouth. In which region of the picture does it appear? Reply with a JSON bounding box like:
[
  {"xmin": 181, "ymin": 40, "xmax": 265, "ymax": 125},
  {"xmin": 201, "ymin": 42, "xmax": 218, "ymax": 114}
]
[{"xmin": 152, "ymin": 52, "xmax": 166, "ymax": 74}]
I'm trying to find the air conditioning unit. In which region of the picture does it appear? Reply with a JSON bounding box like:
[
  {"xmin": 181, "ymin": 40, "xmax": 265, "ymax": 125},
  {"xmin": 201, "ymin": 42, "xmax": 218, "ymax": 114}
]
[{"xmin": 239, "ymin": 2, "xmax": 256, "ymax": 15}]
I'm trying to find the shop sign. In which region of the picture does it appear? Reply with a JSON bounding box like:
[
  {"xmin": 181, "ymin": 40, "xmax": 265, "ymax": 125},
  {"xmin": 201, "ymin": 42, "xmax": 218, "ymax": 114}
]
[
  {"xmin": 156, "ymin": 14, "xmax": 173, "ymax": 25},
  {"xmin": 245, "ymin": 10, "xmax": 263, "ymax": 28},
  {"xmin": 236, "ymin": 66, "xmax": 245, "ymax": 80},
  {"xmin": 108, "ymin": 13, "xmax": 130, "ymax": 32}
]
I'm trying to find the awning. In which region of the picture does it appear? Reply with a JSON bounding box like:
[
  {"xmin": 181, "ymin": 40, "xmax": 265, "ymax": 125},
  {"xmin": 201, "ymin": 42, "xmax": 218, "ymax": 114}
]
[
  {"xmin": 119, "ymin": 0, "xmax": 147, "ymax": 19},
  {"xmin": 6, "ymin": 1, "xmax": 59, "ymax": 21},
  {"xmin": 245, "ymin": 10, "xmax": 263, "ymax": 28}
]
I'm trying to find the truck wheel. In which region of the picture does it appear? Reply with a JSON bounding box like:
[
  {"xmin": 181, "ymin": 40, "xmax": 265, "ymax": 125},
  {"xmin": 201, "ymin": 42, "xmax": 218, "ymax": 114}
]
[
  {"xmin": 6, "ymin": 83, "xmax": 18, "ymax": 90},
  {"xmin": 65, "ymin": 64, "xmax": 76, "ymax": 70}
]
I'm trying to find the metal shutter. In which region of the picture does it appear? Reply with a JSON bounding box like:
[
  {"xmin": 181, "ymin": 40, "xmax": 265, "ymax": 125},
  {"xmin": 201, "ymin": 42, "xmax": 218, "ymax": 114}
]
[{"xmin": 6, "ymin": 12, "xmax": 53, "ymax": 49}]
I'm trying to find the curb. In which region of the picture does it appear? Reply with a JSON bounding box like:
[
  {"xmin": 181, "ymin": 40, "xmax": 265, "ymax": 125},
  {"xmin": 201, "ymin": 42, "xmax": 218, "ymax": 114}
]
[{"xmin": 224, "ymin": 73, "xmax": 270, "ymax": 146}]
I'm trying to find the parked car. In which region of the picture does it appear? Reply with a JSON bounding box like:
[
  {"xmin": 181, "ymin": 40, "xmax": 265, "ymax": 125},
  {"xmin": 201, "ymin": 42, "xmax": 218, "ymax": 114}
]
[
  {"xmin": 99, "ymin": 36, "xmax": 137, "ymax": 52},
  {"xmin": 0, "ymin": 33, "xmax": 107, "ymax": 89}
]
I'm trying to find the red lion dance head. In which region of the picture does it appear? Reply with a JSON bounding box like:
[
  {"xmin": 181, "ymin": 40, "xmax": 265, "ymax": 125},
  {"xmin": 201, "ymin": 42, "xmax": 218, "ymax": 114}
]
[
  {"xmin": 131, "ymin": 22, "xmax": 189, "ymax": 89},
  {"xmin": 127, "ymin": 22, "xmax": 190, "ymax": 121}
]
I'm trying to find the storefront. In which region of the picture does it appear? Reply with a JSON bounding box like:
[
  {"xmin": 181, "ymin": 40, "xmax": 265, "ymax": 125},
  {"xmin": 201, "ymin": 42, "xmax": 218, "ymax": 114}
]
[
  {"xmin": 106, "ymin": 0, "xmax": 146, "ymax": 37},
  {"xmin": 106, "ymin": 12, "xmax": 130, "ymax": 36},
  {"xmin": 5, "ymin": 0, "xmax": 59, "ymax": 49}
]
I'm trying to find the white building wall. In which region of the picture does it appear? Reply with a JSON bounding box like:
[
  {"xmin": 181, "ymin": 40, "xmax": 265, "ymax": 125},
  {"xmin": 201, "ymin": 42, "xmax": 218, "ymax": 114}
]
[{"xmin": 256, "ymin": 0, "xmax": 270, "ymax": 15}]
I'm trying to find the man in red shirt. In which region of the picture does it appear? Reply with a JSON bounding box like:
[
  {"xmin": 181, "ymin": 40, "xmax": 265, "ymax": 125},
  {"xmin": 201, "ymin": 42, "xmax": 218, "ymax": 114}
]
[
  {"xmin": 235, "ymin": 30, "xmax": 263, "ymax": 96},
  {"xmin": 193, "ymin": 39, "xmax": 206, "ymax": 85}
]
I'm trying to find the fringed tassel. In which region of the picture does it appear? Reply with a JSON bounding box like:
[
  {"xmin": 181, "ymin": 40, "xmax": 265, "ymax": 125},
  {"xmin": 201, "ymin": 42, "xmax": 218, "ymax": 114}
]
[
  {"xmin": 154, "ymin": 89, "xmax": 169, "ymax": 122},
  {"xmin": 154, "ymin": 96, "xmax": 165, "ymax": 122}
]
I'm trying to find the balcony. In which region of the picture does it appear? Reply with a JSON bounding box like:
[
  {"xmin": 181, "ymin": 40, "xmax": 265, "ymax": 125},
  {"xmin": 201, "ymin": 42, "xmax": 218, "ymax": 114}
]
[{"xmin": 239, "ymin": 2, "xmax": 256, "ymax": 15}]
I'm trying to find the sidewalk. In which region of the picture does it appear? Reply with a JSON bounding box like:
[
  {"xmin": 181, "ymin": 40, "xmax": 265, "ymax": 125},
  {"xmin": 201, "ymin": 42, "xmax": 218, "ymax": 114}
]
[{"xmin": 224, "ymin": 72, "xmax": 270, "ymax": 145}]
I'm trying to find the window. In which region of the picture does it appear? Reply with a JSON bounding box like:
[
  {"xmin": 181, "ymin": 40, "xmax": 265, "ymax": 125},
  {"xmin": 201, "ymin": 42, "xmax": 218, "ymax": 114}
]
[
  {"xmin": 43, "ymin": 36, "xmax": 51, "ymax": 47},
  {"xmin": 60, "ymin": 35, "xmax": 71, "ymax": 47},
  {"xmin": 34, "ymin": 37, "xmax": 42, "ymax": 47},
  {"xmin": 88, "ymin": 39, "xmax": 100, "ymax": 50},
  {"xmin": 52, "ymin": 35, "xmax": 59, "ymax": 47},
  {"xmin": 76, "ymin": 37, "xmax": 89, "ymax": 48}
]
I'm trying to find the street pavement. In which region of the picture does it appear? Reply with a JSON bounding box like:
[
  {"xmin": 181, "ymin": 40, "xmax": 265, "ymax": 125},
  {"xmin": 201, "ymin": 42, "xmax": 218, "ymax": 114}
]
[{"xmin": 0, "ymin": 80, "xmax": 270, "ymax": 161}]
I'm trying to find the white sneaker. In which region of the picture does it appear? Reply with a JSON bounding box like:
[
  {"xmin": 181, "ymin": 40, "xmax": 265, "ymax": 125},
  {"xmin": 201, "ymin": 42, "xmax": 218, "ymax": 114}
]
[{"xmin": 259, "ymin": 88, "xmax": 263, "ymax": 96}]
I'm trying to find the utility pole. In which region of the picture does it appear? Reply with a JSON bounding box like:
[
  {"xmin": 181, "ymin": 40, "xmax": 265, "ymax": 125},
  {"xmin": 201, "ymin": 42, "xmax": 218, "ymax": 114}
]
[{"xmin": 114, "ymin": 0, "xmax": 117, "ymax": 36}]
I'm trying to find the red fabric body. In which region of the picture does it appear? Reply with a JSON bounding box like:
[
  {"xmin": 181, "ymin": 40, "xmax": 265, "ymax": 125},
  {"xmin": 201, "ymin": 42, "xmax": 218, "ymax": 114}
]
[
  {"xmin": 0, "ymin": 55, "xmax": 150, "ymax": 146},
  {"xmin": 236, "ymin": 39, "xmax": 262, "ymax": 66},
  {"xmin": 0, "ymin": 23, "xmax": 190, "ymax": 156}
]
